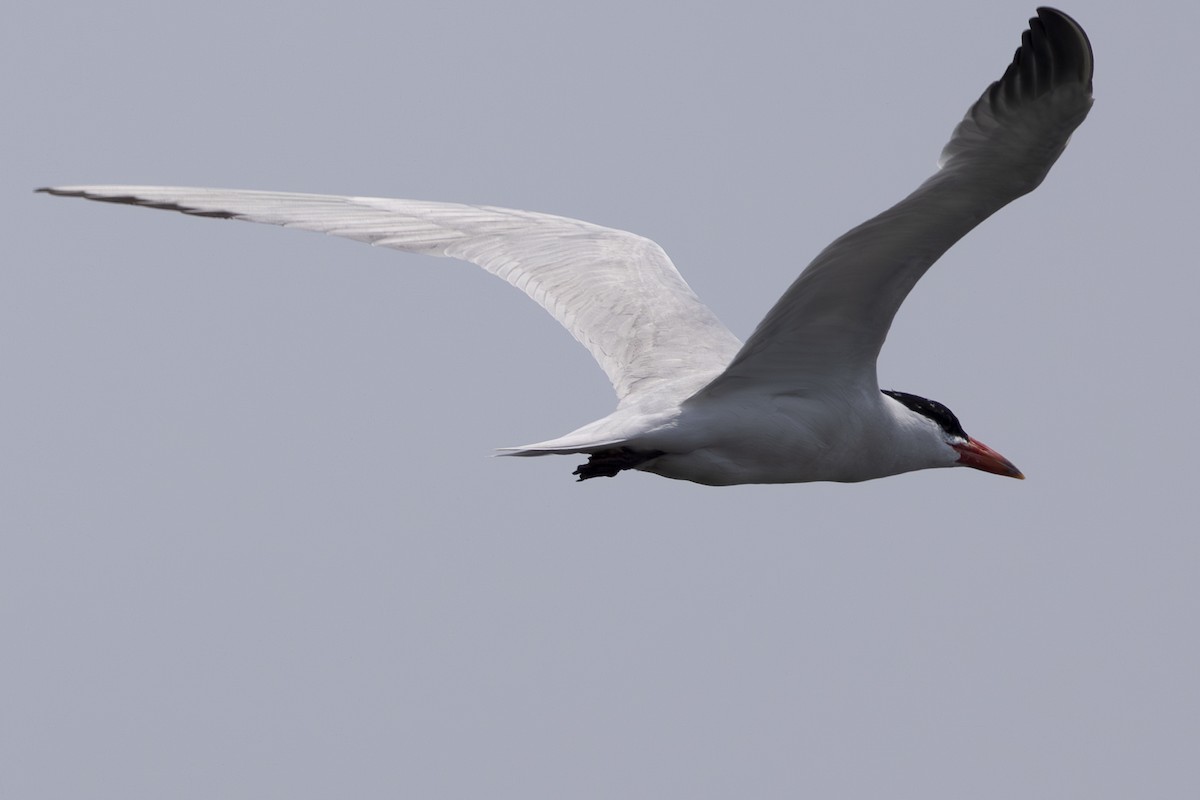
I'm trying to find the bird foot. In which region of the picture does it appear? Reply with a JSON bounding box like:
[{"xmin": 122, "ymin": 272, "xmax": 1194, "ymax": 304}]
[{"xmin": 573, "ymin": 447, "xmax": 664, "ymax": 481}]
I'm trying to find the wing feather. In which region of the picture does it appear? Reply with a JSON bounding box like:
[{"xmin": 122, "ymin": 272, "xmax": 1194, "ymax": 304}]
[
  {"xmin": 38, "ymin": 186, "xmax": 741, "ymax": 402},
  {"xmin": 697, "ymin": 7, "xmax": 1093, "ymax": 399}
]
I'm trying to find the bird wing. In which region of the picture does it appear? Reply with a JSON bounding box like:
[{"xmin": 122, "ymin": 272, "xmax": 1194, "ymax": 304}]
[
  {"xmin": 694, "ymin": 7, "xmax": 1093, "ymax": 400},
  {"xmin": 37, "ymin": 185, "xmax": 742, "ymax": 403}
]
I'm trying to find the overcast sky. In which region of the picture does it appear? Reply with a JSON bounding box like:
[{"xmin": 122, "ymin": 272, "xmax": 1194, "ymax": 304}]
[{"xmin": 5, "ymin": 1, "xmax": 1198, "ymax": 798}]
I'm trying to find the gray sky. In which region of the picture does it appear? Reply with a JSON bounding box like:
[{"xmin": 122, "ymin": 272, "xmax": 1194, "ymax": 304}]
[{"xmin": 5, "ymin": 1, "xmax": 1198, "ymax": 797}]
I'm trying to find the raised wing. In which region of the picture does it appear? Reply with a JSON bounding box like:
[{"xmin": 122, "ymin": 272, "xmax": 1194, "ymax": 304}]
[
  {"xmin": 37, "ymin": 186, "xmax": 742, "ymax": 402},
  {"xmin": 696, "ymin": 7, "xmax": 1093, "ymax": 399}
]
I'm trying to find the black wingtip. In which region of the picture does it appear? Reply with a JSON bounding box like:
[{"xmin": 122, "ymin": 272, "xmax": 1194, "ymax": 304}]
[
  {"xmin": 992, "ymin": 7, "xmax": 1093, "ymax": 112},
  {"xmin": 1033, "ymin": 7, "xmax": 1095, "ymax": 89},
  {"xmin": 35, "ymin": 187, "xmax": 238, "ymax": 219}
]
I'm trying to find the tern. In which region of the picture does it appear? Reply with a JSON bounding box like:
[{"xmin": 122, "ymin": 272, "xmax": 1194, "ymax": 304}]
[{"xmin": 40, "ymin": 8, "xmax": 1092, "ymax": 486}]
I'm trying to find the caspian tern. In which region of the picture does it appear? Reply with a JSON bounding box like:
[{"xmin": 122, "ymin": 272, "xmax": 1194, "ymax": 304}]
[{"xmin": 40, "ymin": 8, "xmax": 1092, "ymax": 486}]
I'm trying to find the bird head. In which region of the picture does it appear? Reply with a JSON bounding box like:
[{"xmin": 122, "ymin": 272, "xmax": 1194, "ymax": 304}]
[{"xmin": 882, "ymin": 390, "xmax": 1024, "ymax": 479}]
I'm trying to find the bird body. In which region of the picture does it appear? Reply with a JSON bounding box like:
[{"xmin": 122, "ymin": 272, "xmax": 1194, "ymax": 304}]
[{"xmin": 40, "ymin": 8, "xmax": 1093, "ymax": 486}]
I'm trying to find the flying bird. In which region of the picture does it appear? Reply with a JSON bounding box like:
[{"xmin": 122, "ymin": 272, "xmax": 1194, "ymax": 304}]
[{"xmin": 40, "ymin": 7, "xmax": 1093, "ymax": 486}]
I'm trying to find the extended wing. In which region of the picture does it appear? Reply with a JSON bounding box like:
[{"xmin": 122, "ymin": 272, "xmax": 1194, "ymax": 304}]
[
  {"xmin": 697, "ymin": 7, "xmax": 1093, "ymax": 399},
  {"xmin": 38, "ymin": 186, "xmax": 742, "ymax": 403}
]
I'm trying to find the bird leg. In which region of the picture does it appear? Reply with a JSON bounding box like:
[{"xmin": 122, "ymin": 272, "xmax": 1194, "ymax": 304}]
[{"xmin": 573, "ymin": 447, "xmax": 665, "ymax": 481}]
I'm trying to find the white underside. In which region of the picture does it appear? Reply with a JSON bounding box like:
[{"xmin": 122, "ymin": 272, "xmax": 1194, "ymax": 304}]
[{"xmin": 501, "ymin": 384, "xmax": 959, "ymax": 486}]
